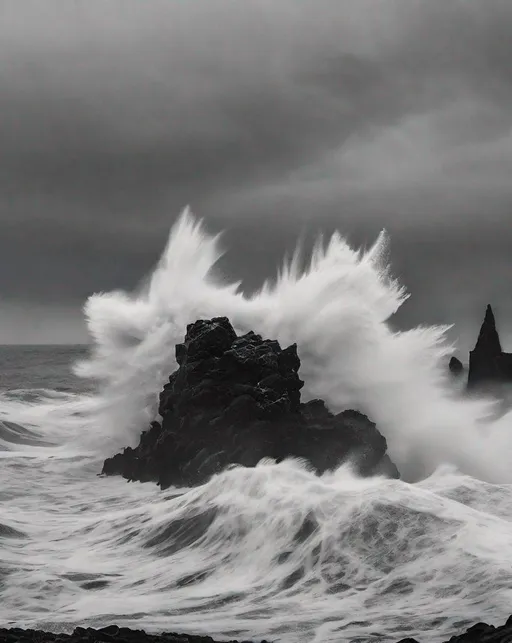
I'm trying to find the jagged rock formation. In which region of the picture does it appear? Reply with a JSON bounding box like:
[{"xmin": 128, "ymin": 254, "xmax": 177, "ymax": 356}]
[
  {"xmin": 467, "ymin": 305, "xmax": 512, "ymax": 389},
  {"xmin": 449, "ymin": 356, "xmax": 464, "ymax": 376},
  {"xmin": 102, "ymin": 317, "xmax": 399, "ymax": 488}
]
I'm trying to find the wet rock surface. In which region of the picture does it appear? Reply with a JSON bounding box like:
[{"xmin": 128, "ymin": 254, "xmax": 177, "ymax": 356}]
[
  {"xmin": 102, "ymin": 317, "xmax": 399, "ymax": 488},
  {"xmin": 449, "ymin": 356, "xmax": 464, "ymax": 376}
]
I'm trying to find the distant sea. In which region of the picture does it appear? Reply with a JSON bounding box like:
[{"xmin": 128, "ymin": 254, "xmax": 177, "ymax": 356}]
[{"xmin": 0, "ymin": 345, "xmax": 90, "ymax": 393}]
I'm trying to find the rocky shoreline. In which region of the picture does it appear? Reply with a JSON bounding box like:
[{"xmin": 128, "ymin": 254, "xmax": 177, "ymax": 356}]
[
  {"xmin": 0, "ymin": 627, "xmax": 262, "ymax": 643},
  {"xmin": 2, "ymin": 616, "xmax": 512, "ymax": 642}
]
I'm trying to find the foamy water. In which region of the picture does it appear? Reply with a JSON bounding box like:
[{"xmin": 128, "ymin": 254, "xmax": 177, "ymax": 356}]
[{"xmin": 0, "ymin": 210, "xmax": 511, "ymax": 643}]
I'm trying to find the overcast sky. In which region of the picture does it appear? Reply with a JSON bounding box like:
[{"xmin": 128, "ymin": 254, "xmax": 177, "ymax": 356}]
[{"xmin": 1, "ymin": 0, "xmax": 512, "ymax": 351}]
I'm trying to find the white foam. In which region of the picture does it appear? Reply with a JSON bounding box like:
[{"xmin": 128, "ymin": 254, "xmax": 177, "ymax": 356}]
[{"xmin": 76, "ymin": 208, "xmax": 510, "ymax": 482}]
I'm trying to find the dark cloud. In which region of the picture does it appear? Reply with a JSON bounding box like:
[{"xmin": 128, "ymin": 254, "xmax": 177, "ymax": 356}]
[{"xmin": 1, "ymin": 0, "xmax": 512, "ymax": 346}]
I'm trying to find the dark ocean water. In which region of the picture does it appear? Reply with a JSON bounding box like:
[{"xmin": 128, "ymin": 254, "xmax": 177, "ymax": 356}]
[{"xmin": 0, "ymin": 345, "xmax": 91, "ymax": 393}]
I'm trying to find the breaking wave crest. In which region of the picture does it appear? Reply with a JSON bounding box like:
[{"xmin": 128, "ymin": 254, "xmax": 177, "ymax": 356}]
[{"xmin": 77, "ymin": 208, "xmax": 511, "ymax": 482}]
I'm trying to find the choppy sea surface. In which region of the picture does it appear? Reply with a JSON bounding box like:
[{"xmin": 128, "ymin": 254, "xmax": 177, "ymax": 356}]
[{"xmin": 1, "ymin": 212, "xmax": 512, "ymax": 643}]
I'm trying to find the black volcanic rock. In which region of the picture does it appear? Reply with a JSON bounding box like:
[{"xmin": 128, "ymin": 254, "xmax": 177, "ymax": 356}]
[
  {"xmin": 0, "ymin": 627, "xmax": 267, "ymax": 643},
  {"xmin": 102, "ymin": 317, "xmax": 399, "ymax": 488},
  {"xmin": 3, "ymin": 616, "xmax": 512, "ymax": 643},
  {"xmin": 397, "ymin": 615, "xmax": 512, "ymax": 643},
  {"xmin": 449, "ymin": 356, "xmax": 464, "ymax": 376},
  {"xmin": 467, "ymin": 305, "xmax": 512, "ymax": 389}
]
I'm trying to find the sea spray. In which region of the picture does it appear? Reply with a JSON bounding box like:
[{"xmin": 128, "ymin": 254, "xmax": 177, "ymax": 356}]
[{"xmin": 77, "ymin": 208, "xmax": 509, "ymax": 482}]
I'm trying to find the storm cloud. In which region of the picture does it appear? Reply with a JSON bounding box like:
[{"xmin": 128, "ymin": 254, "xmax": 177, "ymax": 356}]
[{"xmin": 1, "ymin": 0, "xmax": 512, "ymax": 346}]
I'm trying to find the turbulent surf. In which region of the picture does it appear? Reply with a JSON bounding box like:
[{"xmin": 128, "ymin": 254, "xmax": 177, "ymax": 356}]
[{"xmin": 0, "ymin": 210, "xmax": 511, "ymax": 643}]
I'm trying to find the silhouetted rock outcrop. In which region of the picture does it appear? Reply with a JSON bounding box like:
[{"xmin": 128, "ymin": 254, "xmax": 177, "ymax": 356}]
[
  {"xmin": 467, "ymin": 305, "xmax": 512, "ymax": 389},
  {"xmin": 3, "ymin": 616, "xmax": 512, "ymax": 643},
  {"xmin": 0, "ymin": 627, "xmax": 266, "ymax": 643},
  {"xmin": 397, "ymin": 615, "xmax": 512, "ymax": 643},
  {"xmin": 102, "ymin": 317, "xmax": 399, "ymax": 488},
  {"xmin": 449, "ymin": 356, "xmax": 464, "ymax": 376}
]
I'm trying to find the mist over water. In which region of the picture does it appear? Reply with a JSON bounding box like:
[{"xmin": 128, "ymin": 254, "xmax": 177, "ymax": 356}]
[{"xmin": 0, "ymin": 211, "xmax": 511, "ymax": 643}]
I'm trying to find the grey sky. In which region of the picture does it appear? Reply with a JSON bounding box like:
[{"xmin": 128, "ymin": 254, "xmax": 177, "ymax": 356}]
[{"xmin": 1, "ymin": 0, "xmax": 512, "ymax": 350}]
